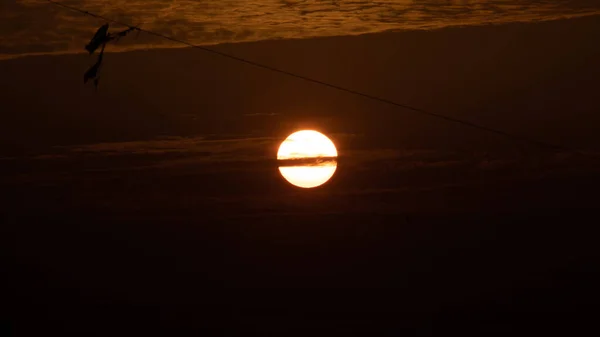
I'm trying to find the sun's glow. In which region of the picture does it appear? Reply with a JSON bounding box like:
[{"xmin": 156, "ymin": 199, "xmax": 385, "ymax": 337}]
[{"xmin": 277, "ymin": 130, "xmax": 338, "ymax": 188}]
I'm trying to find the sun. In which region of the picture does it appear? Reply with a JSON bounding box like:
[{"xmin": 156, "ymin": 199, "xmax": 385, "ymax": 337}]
[{"xmin": 277, "ymin": 130, "xmax": 338, "ymax": 188}]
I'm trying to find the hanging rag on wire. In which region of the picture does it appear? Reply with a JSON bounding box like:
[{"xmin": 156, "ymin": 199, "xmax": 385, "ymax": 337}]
[
  {"xmin": 83, "ymin": 42, "xmax": 105, "ymax": 90},
  {"xmin": 83, "ymin": 23, "xmax": 141, "ymax": 90}
]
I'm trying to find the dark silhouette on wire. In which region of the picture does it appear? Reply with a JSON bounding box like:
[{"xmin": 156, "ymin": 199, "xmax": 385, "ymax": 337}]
[
  {"xmin": 85, "ymin": 23, "xmax": 109, "ymax": 54},
  {"xmin": 83, "ymin": 42, "xmax": 105, "ymax": 90},
  {"xmin": 82, "ymin": 23, "xmax": 141, "ymax": 90},
  {"xmin": 46, "ymin": 0, "xmax": 571, "ymax": 152},
  {"xmin": 86, "ymin": 23, "xmax": 141, "ymax": 54}
]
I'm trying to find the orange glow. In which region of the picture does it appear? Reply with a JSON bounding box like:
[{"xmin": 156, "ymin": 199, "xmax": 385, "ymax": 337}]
[{"xmin": 277, "ymin": 130, "xmax": 338, "ymax": 188}]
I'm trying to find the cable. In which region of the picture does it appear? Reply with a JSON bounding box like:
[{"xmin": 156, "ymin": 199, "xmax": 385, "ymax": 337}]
[{"xmin": 46, "ymin": 0, "xmax": 569, "ymax": 152}]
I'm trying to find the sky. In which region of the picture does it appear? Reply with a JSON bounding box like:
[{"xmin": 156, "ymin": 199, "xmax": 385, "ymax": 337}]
[
  {"xmin": 3, "ymin": 0, "xmax": 600, "ymax": 59},
  {"xmin": 2, "ymin": 10, "xmax": 600, "ymax": 215},
  {"xmin": 2, "ymin": 3, "xmax": 600, "ymax": 336}
]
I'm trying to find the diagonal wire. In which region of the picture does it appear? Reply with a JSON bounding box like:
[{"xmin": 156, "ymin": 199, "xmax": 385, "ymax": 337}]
[{"xmin": 46, "ymin": 0, "xmax": 570, "ymax": 152}]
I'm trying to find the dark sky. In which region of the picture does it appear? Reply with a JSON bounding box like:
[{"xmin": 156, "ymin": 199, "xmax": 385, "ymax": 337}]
[{"xmin": 2, "ymin": 11, "xmax": 600, "ymax": 337}]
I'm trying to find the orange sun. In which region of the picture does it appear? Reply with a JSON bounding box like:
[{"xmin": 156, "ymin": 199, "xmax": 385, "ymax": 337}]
[{"xmin": 277, "ymin": 130, "xmax": 338, "ymax": 188}]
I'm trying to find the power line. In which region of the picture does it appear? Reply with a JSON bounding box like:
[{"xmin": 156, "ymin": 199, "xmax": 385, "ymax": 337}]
[{"xmin": 46, "ymin": 0, "xmax": 568, "ymax": 152}]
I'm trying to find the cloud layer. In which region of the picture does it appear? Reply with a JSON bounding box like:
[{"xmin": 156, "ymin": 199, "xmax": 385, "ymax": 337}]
[
  {"xmin": 2, "ymin": 0, "xmax": 600, "ymax": 59},
  {"xmin": 2, "ymin": 132, "xmax": 598, "ymax": 217}
]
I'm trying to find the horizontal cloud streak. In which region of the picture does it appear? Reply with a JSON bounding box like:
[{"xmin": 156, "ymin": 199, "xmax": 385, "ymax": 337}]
[
  {"xmin": 2, "ymin": 0, "xmax": 600, "ymax": 59},
  {"xmin": 4, "ymin": 134, "xmax": 598, "ymax": 180},
  {"xmin": 2, "ymin": 134, "xmax": 599, "ymax": 215}
]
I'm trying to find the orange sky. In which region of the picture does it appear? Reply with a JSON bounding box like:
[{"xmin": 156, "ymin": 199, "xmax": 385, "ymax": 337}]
[{"xmin": 2, "ymin": 0, "xmax": 600, "ymax": 59}]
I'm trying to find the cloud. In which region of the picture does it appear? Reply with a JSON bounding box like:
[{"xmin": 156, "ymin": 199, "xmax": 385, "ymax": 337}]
[
  {"xmin": 3, "ymin": 132, "xmax": 599, "ymax": 217},
  {"xmin": 63, "ymin": 135, "xmax": 278, "ymax": 165},
  {"xmin": 243, "ymin": 113, "xmax": 280, "ymax": 117},
  {"xmin": 2, "ymin": 0, "xmax": 600, "ymax": 59},
  {"xmin": 19, "ymin": 132, "xmax": 597, "ymax": 181}
]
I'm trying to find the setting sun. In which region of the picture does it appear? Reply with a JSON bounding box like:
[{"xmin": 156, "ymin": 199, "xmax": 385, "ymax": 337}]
[{"xmin": 277, "ymin": 130, "xmax": 338, "ymax": 188}]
